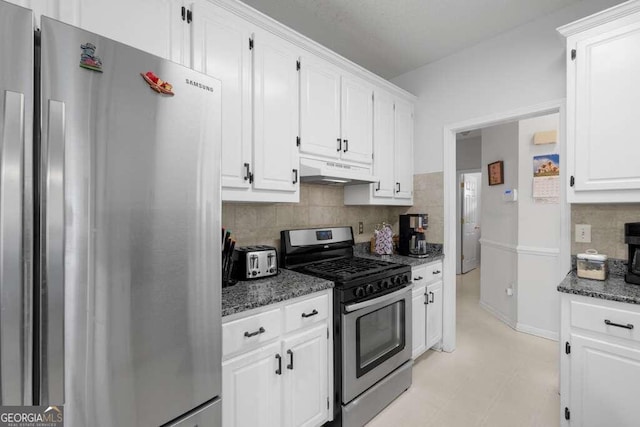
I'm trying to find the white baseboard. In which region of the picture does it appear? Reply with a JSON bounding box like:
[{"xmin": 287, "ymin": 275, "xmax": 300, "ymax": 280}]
[
  {"xmin": 479, "ymin": 300, "xmax": 517, "ymax": 329},
  {"xmin": 516, "ymin": 323, "xmax": 559, "ymax": 341}
]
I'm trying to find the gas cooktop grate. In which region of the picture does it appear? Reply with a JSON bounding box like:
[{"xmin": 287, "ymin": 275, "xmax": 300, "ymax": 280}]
[{"xmin": 301, "ymin": 257, "xmax": 397, "ymax": 281}]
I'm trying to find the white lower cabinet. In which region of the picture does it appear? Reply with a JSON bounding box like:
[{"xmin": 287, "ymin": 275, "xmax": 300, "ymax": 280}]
[
  {"xmin": 411, "ymin": 286, "xmax": 426, "ymax": 359},
  {"xmin": 411, "ymin": 262, "xmax": 443, "ymax": 359},
  {"xmin": 282, "ymin": 324, "xmax": 328, "ymax": 427},
  {"xmin": 222, "ymin": 342, "xmax": 282, "ymax": 427},
  {"xmin": 425, "ymin": 280, "xmax": 443, "ymax": 349},
  {"xmin": 560, "ymin": 293, "xmax": 640, "ymax": 427},
  {"xmin": 222, "ymin": 291, "xmax": 332, "ymax": 427}
]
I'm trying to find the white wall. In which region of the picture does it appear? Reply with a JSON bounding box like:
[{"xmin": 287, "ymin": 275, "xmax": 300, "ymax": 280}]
[
  {"xmin": 480, "ymin": 122, "xmax": 519, "ymax": 326},
  {"xmin": 456, "ymin": 136, "xmax": 482, "ymax": 171},
  {"xmin": 391, "ymin": 0, "xmax": 623, "ymax": 175},
  {"xmin": 516, "ymin": 113, "xmax": 562, "ymax": 340}
]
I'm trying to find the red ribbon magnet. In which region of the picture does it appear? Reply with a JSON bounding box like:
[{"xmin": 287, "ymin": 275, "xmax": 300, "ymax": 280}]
[{"xmin": 141, "ymin": 71, "xmax": 175, "ymax": 96}]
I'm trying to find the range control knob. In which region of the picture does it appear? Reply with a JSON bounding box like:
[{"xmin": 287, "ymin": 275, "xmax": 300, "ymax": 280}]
[
  {"xmin": 392, "ymin": 276, "xmax": 401, "ymax": 285},
  {"xmin": 252, "ymin": 271, "xmax": 258, "ymax": 276},
  {"xmin": 403, "ymin": 274, "xmax": 410, "ymax": 284},
  {"xmin": 365, "ymin": 284, "xmax": 375, "ymax": 295},
  {"xmin": 354, "ymin": 287, "xmax": 366, "ymax": 298},
  {"xmin": 382, "ymin": 280, "xmax": 391, "ymax": 289}
]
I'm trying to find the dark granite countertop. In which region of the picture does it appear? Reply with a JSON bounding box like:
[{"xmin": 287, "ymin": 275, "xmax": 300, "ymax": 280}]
[
  {"xmin": 353, "ymin": 242, "xmax": 444, "ymax": 267},
  {"xmin": 355, "ymin": 252, "xmax": 444, "ymax": 267},
  {"xmin": 222, "ymin": 269, "xmax": 334, "ymax": 317},
  {"xmin": 557, "ymin": 272, "xmax": 640, "ymax": 305}
]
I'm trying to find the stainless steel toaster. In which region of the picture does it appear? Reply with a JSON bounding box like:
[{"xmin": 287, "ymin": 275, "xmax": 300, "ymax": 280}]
[{"xmin": 233, "ymin": 246, "xmax": 278, "ymax": 280}]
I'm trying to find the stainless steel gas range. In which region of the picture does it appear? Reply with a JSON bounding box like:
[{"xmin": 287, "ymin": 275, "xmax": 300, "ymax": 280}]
[{"xmin": 281, "ymin": 227, "xmax": 413, "ymax": 427}]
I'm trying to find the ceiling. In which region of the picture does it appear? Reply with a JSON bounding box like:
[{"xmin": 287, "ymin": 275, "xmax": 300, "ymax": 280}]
[{"xmin": 239, "ymin": 0, "xmax": 583, "ymax": 79}]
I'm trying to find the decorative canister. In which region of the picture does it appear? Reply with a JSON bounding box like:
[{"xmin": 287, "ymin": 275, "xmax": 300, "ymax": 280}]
[{"xmin": 374, "ymin": 223, "xmax": 394, "ymax": 255}]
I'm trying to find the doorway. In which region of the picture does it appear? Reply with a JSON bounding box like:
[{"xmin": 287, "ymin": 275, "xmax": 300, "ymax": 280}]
[
  {"xmin": 440, "ymin": 100, "xmax": 571, "ymax": 352},
  {"xmin": 460, "ymin": 172, "xmax": 481, "ymax": 273}
]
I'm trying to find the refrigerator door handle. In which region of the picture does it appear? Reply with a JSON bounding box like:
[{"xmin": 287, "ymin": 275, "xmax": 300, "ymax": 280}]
[
  {"xmin": 1, "ymin": 91, "xmax": 25, "ymax": 404},
  {"xmin": 41, "ymin": 100, "xmax": 66, "ymax": 405}
]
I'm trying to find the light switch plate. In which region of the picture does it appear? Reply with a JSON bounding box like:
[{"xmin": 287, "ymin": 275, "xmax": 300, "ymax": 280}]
[{"xmin": 575, "ymin": 224, "xmax": 591, "ymax": 243}]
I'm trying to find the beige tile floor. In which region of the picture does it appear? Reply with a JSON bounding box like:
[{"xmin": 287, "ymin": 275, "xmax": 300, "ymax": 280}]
[{"xmin": 366, "ymin": 268, "xmax": 560, "ymax": 427}]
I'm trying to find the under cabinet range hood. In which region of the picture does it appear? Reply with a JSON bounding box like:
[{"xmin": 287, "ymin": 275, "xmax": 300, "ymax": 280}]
[{"xmin": 299, "ymin": 157, "xmax": 378, "ymax": 185}]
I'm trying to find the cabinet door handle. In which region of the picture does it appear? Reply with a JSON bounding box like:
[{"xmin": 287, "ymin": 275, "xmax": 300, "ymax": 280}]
[
  {"xmin": 424, "ymin": 293, "xmax": 428, "ymax": 305},
  {"xmin": 429, "ymin": 291, "xmax": 435, "ymax": 303},
  {"xmin": 244, "ymin": 162, "xmax": 250, "ymax": 181},
  {"xmin": 244, "ymin": 326, "xmax": 265, "ymax": 338},
  {"xmin": 286, "ymin": 349, "xmax": 294, "ymax": 370},
  {"xmin": 343, "ymin": 139, "xmax": 349, "ymax": 152},
  {"xmin": 186, "ymin": 9, "xmax": 192, "ymax": 23},
  {"xmin": 396, "ymin": 182, "xmax": 400, "ymax": 193},
  {"xmin": 604, "ymin": 319, "xmax": 634, "ymax": 330},
  {"xmin": 375, "ymin": 181, "xmax": 380, "ymax": 191},
  {"xmin": 301, "ymin": 309, "xmax": 318, "ymax": 318},
  {"xmin": 181, "ymin": 6, "xmax": 186, "ymax": 21},
  {"xmin": 292, "ymin": 168, "xmax": 298, "ymax": 184},
  {"xmin": 414, "ymin": 276, "xmax": 423, "ymax": 281},
  {"xmin": 337, "ymin": 138, "xmax": 342, "ymax": 152},
  {"xmin": 433, "ymin": 270, "xmax": 441, "ymax": 275},
  {"xmin": 275, "ymin": 354, "xmax": 282, "ymax": 375}
]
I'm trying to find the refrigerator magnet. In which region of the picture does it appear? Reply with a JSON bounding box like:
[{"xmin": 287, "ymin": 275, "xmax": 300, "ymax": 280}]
[
  {"xmin": 140, "ymin": 71, "xmax": 175, "ymax": 96},
  {"xmin": 79, "ymin": 43, "xmax": 103, "ymax": 72}
]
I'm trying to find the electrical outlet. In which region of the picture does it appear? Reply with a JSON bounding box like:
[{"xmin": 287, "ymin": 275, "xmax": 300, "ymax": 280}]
[
  {"xmin": 575, "ymin": 224, "xmax": 591, "ymax": 243},
  {"xmin": 358, "ymin": 222, "xmax": 364, "ymax": 234}
]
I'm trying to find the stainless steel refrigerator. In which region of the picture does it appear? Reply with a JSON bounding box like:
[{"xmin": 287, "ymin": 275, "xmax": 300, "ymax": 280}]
[{"xmin": 0, "ymin": 2, "xmax": 222, "ymax": 425}]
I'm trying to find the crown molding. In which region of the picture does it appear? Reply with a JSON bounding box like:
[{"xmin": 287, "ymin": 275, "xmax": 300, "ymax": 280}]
[
  {"xmin": 557, "ymin": 0, "xmax": 640, "ymax": 37},
  {"xmin": 206, "ymin": 0, "xmax": 417, "ymax": 101}
]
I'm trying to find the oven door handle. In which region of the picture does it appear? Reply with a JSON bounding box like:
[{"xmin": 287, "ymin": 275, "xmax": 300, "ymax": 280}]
[{"xmin": 344, "ymin": 287, "xmax": 410, "ymax": 313}]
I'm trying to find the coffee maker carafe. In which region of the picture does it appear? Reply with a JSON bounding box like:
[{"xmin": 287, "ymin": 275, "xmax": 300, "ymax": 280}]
[
  {"xmin": 625, "ymin": 222, "xmax": 640, "ymax": 285},
  {"xmin": 399, "ymin": 214, "xmax": 429, "ymax": 257}
]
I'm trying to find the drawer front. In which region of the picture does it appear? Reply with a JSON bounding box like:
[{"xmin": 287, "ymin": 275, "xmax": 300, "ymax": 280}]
[
  {"xmin": 284, "ymin": 293, "xmax": 329, "ymax": 333},
  {"xmin": 223, "ymin": 308, "xmax": 282, "ymax": 357},
  {"xmin": 412, "ymin": 265, "xmax": 428, "ymax": 288},
  {"xmin": 424, "ymin": 262, "xmax": 443, "ymax": 283},
  {"xmin": 571, "ymin": 300, "xmax": 640, "ymax": 343}
]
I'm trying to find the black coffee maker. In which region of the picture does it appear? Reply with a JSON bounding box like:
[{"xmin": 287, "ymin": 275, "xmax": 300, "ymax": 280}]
[
  {"xmin": 625, "ymin": 222, "xmax": 640, "ymax": 285},
  {"xmin": 399, "ymin": 214, "xmax": 428, "ymax": 257}
]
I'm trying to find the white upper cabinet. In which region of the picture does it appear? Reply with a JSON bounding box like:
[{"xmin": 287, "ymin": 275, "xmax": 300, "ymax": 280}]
[
  {"xmin": 344, "ymin": 91, "xmax": 413, "ymax": 205},
  {"xmin": 192, "ymin": 3, "xmax": 252, "ymax": 190},
  {"xmin": 372, "ymin": 91, "xmax": 396, "ymax": 199},
  {"xmin": 252, "ymin": 29, "xmax": 300, "ymax": 193},
  {"xmin": 298, "ymin": 55, "xmax": 373, "ymax": 166},
  {"xmin": 191, "ymin": 1, "xmax": 299, "ymax": 202},
  {"xmin": 77, "ymin": 0, "xmax": 185, "ymax": 62},
  {"xmin": 394, "ymin": 99, "xmax": 414, "ymax": 200},
  {"xmin": 299, "ymin": 56, "xmax": 342, "ymax": 159},
  {"xmin": 341, "ymin": 76, "xmax": 373, "ymax": 164},
  {"xmin": 559, "ymin": 1, "xmax": 640, "ymax": 203}
]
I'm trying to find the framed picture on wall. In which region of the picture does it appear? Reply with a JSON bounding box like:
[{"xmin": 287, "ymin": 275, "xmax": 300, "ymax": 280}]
[{"xmin": 488, "ymin": 160, "xmax": 504, "ymax": 186}]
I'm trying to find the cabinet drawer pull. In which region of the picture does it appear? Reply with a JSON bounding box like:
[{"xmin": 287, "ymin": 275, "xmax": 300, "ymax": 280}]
[
  {"xmin": 337, "ymin": 138, "xmax": 342, "ymax": 152},
  {"xmin": 275, "ymin": 354, "xmax": 282, "ymax": 375},
  {"xmin": 433, "ymin": 270, "xmax": 441, "ymax": 275},
  {"xmin": 414, "ymin": 276, "xmax": 423, "ymax": 281},
  {"xmin": 429, "ymin": 291, "xmax": 435, "ymax": 303},
  {"xmin": 287, "ymin": 349, "xmax": 294, "ymax": 370},
  {"xmin": 244, "ymin": 326, "xmax": 265, "ymax": 338},
  {"xmin": 604, "ymin": 319, "xmax": 634, "ymax": 330},
  {"xmin": 301, "ymin": 309, "xmax": 318, "ymax": 318}
]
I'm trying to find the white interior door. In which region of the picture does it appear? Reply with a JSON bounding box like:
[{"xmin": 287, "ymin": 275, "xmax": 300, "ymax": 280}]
[{"xmin": 462, "ymin": 172, "xmax": 481, "ymax": 273}]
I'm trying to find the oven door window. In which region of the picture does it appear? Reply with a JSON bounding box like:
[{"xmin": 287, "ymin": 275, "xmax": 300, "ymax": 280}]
[{"xmin": 355, "ymin": 300, "xmax": 405, "ymax": 378}]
